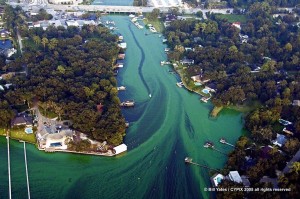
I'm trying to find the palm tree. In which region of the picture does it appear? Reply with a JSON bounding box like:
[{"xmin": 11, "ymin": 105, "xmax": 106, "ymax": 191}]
[
  {"xmin": 33, "ymin": 35, "xmax": 41, "ymax": 46},
  {"xmin": 48, "ymin": 38, "xmax": 58, "ymax": 50},
  {"xmin": 41, "ymin": 37, "xmax": 48, "ymax": 51}
]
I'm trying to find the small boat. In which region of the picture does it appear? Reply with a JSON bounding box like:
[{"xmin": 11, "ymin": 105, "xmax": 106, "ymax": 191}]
[
  {"xmin": 117, "ymin": 86, "xmax": 126, "ymax": 91},
  {"xmin": 149, "ymin": 94, "xmax": 152, "ymax": 98},
  {"xmin": 176, "ymin": 82, "xmax": 183, "ymax": 88},
  {"xmin": 125, "ymin": 122, "xmax": 130, "ymax": 128},
  {"xmin": 220, "ymin": 138, "xmax": 226, "ymax": 144},
  {"xmin": 185, "ymin": 157, "xmax": 192, "ymax": 163},
  {"xmin": 120, "ymin": 100, "xmax": 135, "ymax": 107},
  {"xmin": 204, "ymin": 141, "xmax": 214, "ymax": 148}
]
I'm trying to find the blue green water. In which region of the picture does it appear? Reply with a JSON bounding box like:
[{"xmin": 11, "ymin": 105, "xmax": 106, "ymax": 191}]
[{"xmin": 0, "ymin": 15, "xmax": 244, "ymax": 199}]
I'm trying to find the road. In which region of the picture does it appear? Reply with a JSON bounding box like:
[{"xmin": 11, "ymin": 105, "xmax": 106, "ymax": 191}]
[{"xmin": 16, "ymin": 28, "xmax": 23, "ymax": 54}]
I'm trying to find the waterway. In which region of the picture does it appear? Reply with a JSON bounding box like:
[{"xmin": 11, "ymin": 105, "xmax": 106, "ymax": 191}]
[
  {"xmin": 92, "ymin": 0, "xmax": 133, "ymax": 6},
  {"xmin": 0, "ymin": 16, "xmax": 245, "ymax": 199}
]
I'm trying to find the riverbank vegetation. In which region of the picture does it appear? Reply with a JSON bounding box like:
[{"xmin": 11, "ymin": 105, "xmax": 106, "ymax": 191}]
[{"xmin": 163, "ymin": 1, "xmax": 300, "ymax": 196}]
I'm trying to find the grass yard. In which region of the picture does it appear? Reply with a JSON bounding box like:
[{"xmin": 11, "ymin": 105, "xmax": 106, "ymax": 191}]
[
  {"xmin": 10, "ymin": 127, "xmax": 36, "ymax": 144},
  {"xmin": 215, "ymin": 14, "xmax": 248, "ymax": 23},
  {"xmin": 143, "ymin": 16, "xmax": 164, "ymax": 33}
]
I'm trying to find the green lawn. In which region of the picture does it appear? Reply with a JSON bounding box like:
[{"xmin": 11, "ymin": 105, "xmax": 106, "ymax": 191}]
[
  {"xmin": 10, "ymin": 127, "xmax": 36, "ymax": 144},
  {"xmin": 143, "ymin": 16, "xmax": 164, "ymax": 33},
  {"xmin": 215, "ymin": 14, "xmax": 248, "ymax": 23}
]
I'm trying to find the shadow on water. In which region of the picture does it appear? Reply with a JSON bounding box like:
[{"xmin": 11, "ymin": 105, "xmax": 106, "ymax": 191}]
[
  {"xmin": 185, "ymin": 112, "xmax": 195, "ymax": 139},
  {"xmin": 128, "ymin": 23, "xmax": 151, "ymax": 95}
]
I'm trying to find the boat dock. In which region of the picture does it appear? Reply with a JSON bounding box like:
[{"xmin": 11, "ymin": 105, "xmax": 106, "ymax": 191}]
[
  {"xmin": 120, "ymin": 100, "xmax": 135, "ymax": 107},
  {"xmin": 185, "ymin": 157, "xmax": 220, "ymax": 172},
  {"xmin": 219, "ymin": 138, "xmax": 235, "ymax": 147},
  {"xmin": 200, "ymin": 96, "xmax": 211, "ymax": 103},
  {"xmin": 176, "ymin": 82, "xmax": 183, "ymax": 88},
  {"xmin": 22, "ymin": 141, "xmax": 31, "ymax": 199},
  {"xmin": 160, "ymin": 61, "xmax": 171, "ymax": 66},
  {"xmin": 6, "ymin": 133, "xmax": 12, "ymax": 199},
  {"xmin": 204, "ymin": 141, "xmax": 227, "ymax": 155}
]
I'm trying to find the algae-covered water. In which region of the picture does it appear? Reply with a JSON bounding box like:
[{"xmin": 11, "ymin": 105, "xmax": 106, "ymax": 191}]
[{"xmin": 0, "ymin": 16, "xmax": 245, "ymax": 199}]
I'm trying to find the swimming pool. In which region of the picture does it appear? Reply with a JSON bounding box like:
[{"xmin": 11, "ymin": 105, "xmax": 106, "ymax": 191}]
[
  {"xmin": 194, "ymin": 82, "xmax": 202, "ymax": 86},
  {"xmin": 202, "ymin": 89, "xmax": 209, "ymax": 94},
  {"xmin": 25, "ymin": 127, "xmax": 33, "ymax": 134}
]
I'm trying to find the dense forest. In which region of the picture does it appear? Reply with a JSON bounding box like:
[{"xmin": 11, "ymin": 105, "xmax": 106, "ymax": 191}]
[
  {"xmin": 164, "ymin": 1, "xmax": 300, "ymax": 197},
  {"xmin": 0, "ymin": 6, "xmax": 126, "ymax": 145}
]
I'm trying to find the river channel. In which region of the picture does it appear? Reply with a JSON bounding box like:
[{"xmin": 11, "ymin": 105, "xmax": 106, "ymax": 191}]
[{"xmin": 0, "ymin": 15, "xmax": 245, "ymax": 199}]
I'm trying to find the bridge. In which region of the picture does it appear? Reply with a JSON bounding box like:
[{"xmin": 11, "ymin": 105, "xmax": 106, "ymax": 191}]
[{"xmin": 9, "ymin": 2, "xmax": 233, "ymax": 16}]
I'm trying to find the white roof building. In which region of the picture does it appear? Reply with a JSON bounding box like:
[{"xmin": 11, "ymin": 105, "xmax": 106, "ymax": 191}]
[
  {"xmin": 228, "ymin": 171, "xmax": 242, "ymax": 183},
  {"xmin": 211, "ymin": 173, "xmax": 224, "ymax": 187},
  {"xmin": 118, "ymin": 42, "xmax": 127, "ymax": 49},
  {"xmin": 113, "ymin": 144, "xmax": 127, "ymax": 155}
]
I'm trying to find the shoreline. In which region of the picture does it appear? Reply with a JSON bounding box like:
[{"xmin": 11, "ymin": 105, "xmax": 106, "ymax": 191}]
[{"xmin": 0, "ymin": 134, "xmax": 119, "ymax": 157}]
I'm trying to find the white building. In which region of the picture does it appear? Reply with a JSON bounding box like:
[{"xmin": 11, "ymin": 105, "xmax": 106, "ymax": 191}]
[
  {"xmin": 228, "ymin": 171, "xmax": 242, "ymax": 183},
  {"xmin": 113, "ymin": 144, "xmax": 127, "ymax": 155},
  {"xmin": 211, "ymin": 173, "xmax": 224, "ymax": 187},
  {"xmin": 48, "ymin": 0, "xmax": 74, "ymax": 4}
]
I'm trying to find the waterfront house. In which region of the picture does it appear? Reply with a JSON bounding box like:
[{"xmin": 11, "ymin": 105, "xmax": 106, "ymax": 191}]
[
  {"xmin": 228, "ymin": 171, "xmax": 243, "ymax": 183},
  {"xmin": 116, "ymin": 60, "xmax": 124, "ymax": 68},
  {"xmin": 118, "ymin": 53, "xmax": 125, "ymax": 60},
  {"xmin": 232, "ymin": 22, "xmax": 241, "ymax": 30},
  {"xmin": 11, "ymin": 114, "xmax": 33, "ymax": 127},
  {"xmin": 37, "ymin": 127, "xmax": 74, "ymax": 150},
  {"xmin": 180, "ymin": 58, "xmax": 194, "ymax": 65},
  {"xmin": 292, "ymin": 100, "xmax": 300, "ymax": 106},
  {"xmin": 210, "ymin": 173, "xmax": 224, "ymax": 187},
  {"xmin": 191, "ymin": 75, "xmax": 201, "ymax": 82},
  {"xmin": 113, "ymin": 144, "xmax": 127, "ymax": 155},
  {"xmin": 118, "ymin": 42, "xmax": 127, "ymax": 49},
  {"xmin": 272, "ymin": 134, "xmax": 287, "ymax": 147}
]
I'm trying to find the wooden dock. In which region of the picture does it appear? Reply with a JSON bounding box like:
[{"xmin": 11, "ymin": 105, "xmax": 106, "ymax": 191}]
[
  {"xmin": 22, "ymin": 141, "xmax": 31, "ymax": 199},
  {"xmin": 219, "ymin": 138, "xmax": 235, "ymax": 147},
  {"xmin": 6, "ymin": 134, "xmax": 12, "ymax": 199},
  {"xmin": 185, "ymin": 157, "xmax": 220, "ymax": 172}
]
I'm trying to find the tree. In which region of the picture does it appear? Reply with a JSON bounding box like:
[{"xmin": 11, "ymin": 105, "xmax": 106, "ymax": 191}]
[
  {"xmin": 33, "ymin": 35, "xmax": 41, "ymax": 46},
  {"xmin": 149, "ymin": 8, "xmax": 160, "ymax": 20},
  {"xmin": 284, "ymin": 43, "xmax": 293, "ymax": 52},
  {"xmin": 48, "ymin": 38, "xmax": 58, "ymax": 50},
  {"xmin": 284, "ymin": 138, "xmax": 300, "ymax": 155},
  {"xmin": 0, "ymin": 100, "xmax": 15, "ymax": 128},
  {"xmin": 41, "ymin": 37, "xmax": 48, "ymax": 51}
]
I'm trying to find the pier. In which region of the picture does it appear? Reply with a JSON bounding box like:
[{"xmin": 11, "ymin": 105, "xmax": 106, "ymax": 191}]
[
  {"xmin": 6, "ymin": 132, "xmax": 12, "ymax": 199},
  {"xmin": 219, "ymin": 138, "xmax": 235, "ymax": 148},
  {"xmin": 22, "ymin": 141, "xmax": 31, "ymax": 199},
  {"xmin": 203, "ymin": 141, "xmax": 227, "ymax": 155},
  {"xmin": 185, "ymin": 157, "xmax": 220, "ymax": 172}
]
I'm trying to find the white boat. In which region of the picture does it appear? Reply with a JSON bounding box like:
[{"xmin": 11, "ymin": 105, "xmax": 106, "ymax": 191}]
[{"xmin": 149, "ymin": 94, "xmax": 152, "ymax": 98}]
